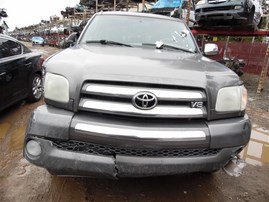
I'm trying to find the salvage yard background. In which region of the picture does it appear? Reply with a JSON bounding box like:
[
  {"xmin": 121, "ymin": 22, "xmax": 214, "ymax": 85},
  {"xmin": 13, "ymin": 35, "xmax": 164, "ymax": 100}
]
[{"xmin": 211, "ymin": 40, "xmax": 269, "ymax": 76}]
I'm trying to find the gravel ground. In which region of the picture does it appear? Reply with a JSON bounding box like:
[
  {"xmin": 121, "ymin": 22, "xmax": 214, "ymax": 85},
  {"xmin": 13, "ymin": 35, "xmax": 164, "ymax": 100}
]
[{"xmin": 241, "ymin": 73, "xmax": 269, "ymax": 128}]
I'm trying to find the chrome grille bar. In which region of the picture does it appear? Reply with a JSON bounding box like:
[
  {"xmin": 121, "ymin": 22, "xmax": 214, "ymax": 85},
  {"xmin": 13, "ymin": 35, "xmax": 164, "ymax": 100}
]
[
  {"xmin": 208, "ymin": 0, "xmax": 227, "ymax": 4},
  {"xmin": 79, "ymin": 99, "xmax": 205, "ymax": 118},
  {"xmin": 75, "ymin": 123, "xmax": 206, "ymax": 140},
  {"xmin": 79, "ymin": 82, "xmax": 207, "ymax": 118},
  {"xmin": 83, "ymin": 84, "xmax": 205, "ymax": 100}
]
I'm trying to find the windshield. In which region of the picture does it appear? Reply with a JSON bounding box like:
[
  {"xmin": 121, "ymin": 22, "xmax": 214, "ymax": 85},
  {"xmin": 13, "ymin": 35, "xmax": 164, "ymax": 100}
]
[
  {"xmin": 32, "ymin": 37, "xmax": 43, "ymax": 41},
  {"xmin": 80, "ymin": 14, "xmax": 197, "ymax": 53}
]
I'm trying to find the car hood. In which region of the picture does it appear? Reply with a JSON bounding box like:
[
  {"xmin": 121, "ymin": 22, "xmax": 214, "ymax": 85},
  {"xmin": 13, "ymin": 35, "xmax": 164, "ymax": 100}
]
[{"xmin": 45, "ymin": 44, "xmax": 240, "ymax": 97}]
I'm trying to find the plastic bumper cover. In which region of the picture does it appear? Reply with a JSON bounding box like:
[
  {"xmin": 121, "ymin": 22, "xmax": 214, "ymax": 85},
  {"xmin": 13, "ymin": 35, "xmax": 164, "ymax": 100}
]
[
  {"xmin": 24, "ymin": 136, "xmax": 244, "ymax": 178},
  {"xmin": 23, "ymin": 105, "xmax": 251, "ymax": 177}
]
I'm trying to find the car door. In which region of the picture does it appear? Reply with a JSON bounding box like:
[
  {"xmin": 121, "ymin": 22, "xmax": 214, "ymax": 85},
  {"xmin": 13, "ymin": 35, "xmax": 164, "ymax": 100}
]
[{"xmin": 0, "ymin": 37, "xmax": 32, "ymax": 110}]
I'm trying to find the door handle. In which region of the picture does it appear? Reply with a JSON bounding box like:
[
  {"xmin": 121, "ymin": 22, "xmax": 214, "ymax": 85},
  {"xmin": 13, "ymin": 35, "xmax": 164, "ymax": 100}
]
[
  {"xmin": 0, "ymin": 72, "xmax": 6, "ymax": 76},
  {"xmin": 25, "ymin": 62, "xmax": 32, "ymax": 67}
]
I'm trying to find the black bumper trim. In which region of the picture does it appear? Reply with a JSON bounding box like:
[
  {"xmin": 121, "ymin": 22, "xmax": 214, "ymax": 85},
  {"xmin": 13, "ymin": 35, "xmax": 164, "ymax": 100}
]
[
  {"xmin": 24, "ymin": 137, "xmax": 242, "ymax": 178},
  {"xmin": 52, "ymin": 139, "xmax": 221, "ymax": 158}
]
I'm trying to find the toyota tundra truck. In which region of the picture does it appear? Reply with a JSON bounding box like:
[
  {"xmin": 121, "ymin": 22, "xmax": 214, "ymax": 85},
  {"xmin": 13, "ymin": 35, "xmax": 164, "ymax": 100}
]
[{"xmin": 23, "ymin": 11, "xmax": 251, "ymax": 178}]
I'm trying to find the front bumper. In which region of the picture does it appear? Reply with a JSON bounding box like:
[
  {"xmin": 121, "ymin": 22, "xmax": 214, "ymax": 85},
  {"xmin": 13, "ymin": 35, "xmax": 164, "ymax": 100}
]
[
  {"xmin": 195, "ymin": 9, "xmax": 248, "ymax": 21},
  {"xmin": 23, "ymin": 105, "xmax": 251, "ymax": 178},
  {"xmin": 195, "ymin": 2, "xmax": 250, "ymax": 25},
  {"xmin": 33, "ymin": 42, "xmax": 44, "ymax": 45}
]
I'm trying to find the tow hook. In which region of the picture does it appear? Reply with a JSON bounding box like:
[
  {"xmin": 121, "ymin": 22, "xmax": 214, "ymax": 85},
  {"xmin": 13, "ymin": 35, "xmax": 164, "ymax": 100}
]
[{"xmin": 223, "ymin": 155, "xmax": 246, "ymax": 177}]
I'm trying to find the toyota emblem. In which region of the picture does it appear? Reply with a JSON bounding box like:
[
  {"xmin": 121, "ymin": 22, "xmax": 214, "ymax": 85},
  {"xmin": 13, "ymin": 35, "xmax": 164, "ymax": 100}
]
[{"xmin": 132, "ymin": 92, "xmax": 158, "ymax": 110}]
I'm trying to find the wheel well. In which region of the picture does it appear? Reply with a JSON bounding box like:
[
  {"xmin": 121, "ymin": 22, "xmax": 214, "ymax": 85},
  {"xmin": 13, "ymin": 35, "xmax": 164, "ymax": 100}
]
[
  {"xmin": 251, "ymin": 6, "xmax": 255, "ymax": 13},
  {"xmin": 35, "ymin": 71, "xmax": 42, "ymax": 77}
]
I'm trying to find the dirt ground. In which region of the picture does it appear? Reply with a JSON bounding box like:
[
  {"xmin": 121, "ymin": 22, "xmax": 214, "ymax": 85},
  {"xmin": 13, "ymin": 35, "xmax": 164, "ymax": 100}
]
[
  {"xmin": 0, "ymin": 44, "xmax": 268, "ymax": 202},
  {"xmin": 241, "ymin": 73, "xmax": 269, "ymax": 129}
]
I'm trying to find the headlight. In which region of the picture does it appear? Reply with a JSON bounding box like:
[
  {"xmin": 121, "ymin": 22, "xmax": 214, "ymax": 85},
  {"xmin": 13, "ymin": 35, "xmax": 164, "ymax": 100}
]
[
  {"xmin": 215, "ymin": 86, "xmax": 247, "ymax": 112},
  {"xmin": 234, "ymin": 6, "xmax": 242, "ymax": 10},
  {"xmin": 44, "ymin": 72, "xmax": 69, "ymax": 103},
  {"xmin": 196, "ymin": 0, "xmax": 206, "ymax": 5}
]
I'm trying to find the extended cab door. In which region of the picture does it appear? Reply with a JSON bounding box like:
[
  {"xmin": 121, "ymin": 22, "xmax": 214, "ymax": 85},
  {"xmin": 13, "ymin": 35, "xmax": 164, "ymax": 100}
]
[{"xmin": 0, "ymin": 37, "xmax": 31, "ymax": 110}]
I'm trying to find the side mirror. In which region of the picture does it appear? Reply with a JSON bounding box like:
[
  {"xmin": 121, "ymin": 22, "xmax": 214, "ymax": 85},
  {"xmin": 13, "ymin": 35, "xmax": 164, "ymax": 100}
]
[
  {"xmin": 66, "ymin": 40, "xmax": 75, "ymax": 47},
  {"xmin": 66, "ymin": 39, "xmax": 73, "ymax": 43},
  {"xmin": 204, "ymin": 43, "xmax": 218, "ymax": 56}
]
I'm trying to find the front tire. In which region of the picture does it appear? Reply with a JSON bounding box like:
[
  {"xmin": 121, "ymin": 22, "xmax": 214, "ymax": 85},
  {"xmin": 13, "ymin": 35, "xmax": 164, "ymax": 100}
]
[{"xmin": 27, "ymin": 73, "xmax": 43, "ymax": 102}]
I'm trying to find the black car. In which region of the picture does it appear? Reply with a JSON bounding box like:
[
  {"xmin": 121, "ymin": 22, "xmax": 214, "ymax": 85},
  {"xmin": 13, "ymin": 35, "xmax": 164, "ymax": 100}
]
[{"xmin": 0, "ymin": 34, "xmax": 43, "ymax": 111}]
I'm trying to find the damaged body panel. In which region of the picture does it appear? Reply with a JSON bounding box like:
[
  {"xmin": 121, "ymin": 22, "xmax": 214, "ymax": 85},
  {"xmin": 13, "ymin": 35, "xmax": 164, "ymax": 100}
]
[{"xmin": 23, "ymin": 12, "xmax": 251, "ymax": 178}]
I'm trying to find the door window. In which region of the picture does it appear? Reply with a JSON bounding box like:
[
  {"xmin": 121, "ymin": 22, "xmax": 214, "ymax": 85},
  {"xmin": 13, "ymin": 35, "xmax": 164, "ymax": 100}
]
[{"xmin": 0, "ymin": 38, "xmax": 22, "ymax": 59}]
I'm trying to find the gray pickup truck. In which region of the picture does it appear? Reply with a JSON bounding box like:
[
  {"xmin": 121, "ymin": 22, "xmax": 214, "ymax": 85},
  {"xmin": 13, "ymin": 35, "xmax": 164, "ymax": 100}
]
[{"xmin": 23, "ymin": 11, "xmax": 251, "ymax": 178}]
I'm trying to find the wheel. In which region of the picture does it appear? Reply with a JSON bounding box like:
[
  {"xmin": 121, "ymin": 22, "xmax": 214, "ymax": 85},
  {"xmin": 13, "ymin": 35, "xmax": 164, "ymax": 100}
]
[{"xmin": 27, "ymin": 73, "xmax": 43, "ymax": 102}]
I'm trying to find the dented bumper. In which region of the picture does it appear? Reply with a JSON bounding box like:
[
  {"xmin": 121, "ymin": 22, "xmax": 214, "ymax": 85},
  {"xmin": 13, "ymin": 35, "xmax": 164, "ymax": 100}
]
[
  {"xmin": 23, "ymin": 105, "xmax": 251, "ymax": 178},
  {"xmin": 24, "ymin": 136, "xmax": 244, "ymax": 178}
]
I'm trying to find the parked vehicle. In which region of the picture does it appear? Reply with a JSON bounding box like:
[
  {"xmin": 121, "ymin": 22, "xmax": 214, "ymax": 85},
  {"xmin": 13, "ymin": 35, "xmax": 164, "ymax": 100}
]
[
  {"xmin": 218, "ymin": 57, "xmax": 245, "ymax": 77},
  {"xmin": 0, "ymin": 8, "xmax": 7, "ymax": 18},
  {"xmin": 57, "ymin": 32, "xmax": 78, "ymax": 49},
  {"xmin": 263, "ymin": 0, "xmax": 269, "ymax": 14},
  {"xmin": 47, "ymin": 36, "xmax": 58, "ymax": 47},
  {"xmin": 0, "ymin": 8, "xmax": 8, "ymax": 34},
  {"xmin": 0, "ymin": 34, "xmax": 43, "ymax": 111},
  {"xmin": 43, "ymin": 38, "xmax": 48, "ymax": 46},
  {"xmin": 150, "ymin": 0, "xmax": 195, "ymax": 27},
  {"xmin": 80, "ymin": 0, "xmax": 96, "ymax": 8},
  {"xmin": 31, "ymin": 36, "xmax": 45, "ymax": 46},
  {"xmin": 23, "ymin": 12, "xmax": 251, "ymax": 178},
  {"xmin": 195, "ymin": 0, "xmax": 263, "ymax": 29}
]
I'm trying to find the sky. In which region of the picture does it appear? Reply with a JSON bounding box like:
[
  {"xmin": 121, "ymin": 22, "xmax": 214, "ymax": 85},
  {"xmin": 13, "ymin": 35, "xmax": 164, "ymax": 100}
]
[{"xmin": 1, "ymin": 0, "xmax": 79, "ymax": 31}]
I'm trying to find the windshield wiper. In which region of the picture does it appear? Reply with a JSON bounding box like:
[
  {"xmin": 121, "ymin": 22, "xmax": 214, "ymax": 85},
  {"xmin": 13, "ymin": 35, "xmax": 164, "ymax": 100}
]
[
  {"xmin": 142, "ymin": 43, "xmax": 196, "ymax": 53},
  {"xmin": 86, "ymin": 40, "xmax": 132, "ymax": 47}
]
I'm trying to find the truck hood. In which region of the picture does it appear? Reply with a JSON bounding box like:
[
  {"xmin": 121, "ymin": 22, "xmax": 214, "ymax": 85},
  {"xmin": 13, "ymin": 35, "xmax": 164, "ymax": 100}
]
[{"xmin": 46, "ymin": 44, "xmax": 240, "ymax": 96}]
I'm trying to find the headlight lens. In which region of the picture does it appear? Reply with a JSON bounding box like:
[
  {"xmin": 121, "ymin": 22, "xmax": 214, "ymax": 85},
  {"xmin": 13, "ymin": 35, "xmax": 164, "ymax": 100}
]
[
  {"xmin": 44, "ymin": 72, "xmax": 69, "ymax": 103},
  {"xmin": 234, "ymin": 6, "xmax": 242, "ymax": 10},
  {"xmin": 215, "ymin": 86, "xmax": 247, "ymax": 112},
  {"xmin": 241, "ymin": 85, "xmax": 248, "ymax": 111},
  {"xmin": 196, "ymin": 0, "xmax": 206, "ymax": 5}
]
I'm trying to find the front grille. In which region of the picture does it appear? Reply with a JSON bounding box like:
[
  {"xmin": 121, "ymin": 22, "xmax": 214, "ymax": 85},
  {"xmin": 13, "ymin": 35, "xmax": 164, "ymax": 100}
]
[
  {"xmin": 203, "ymin": 6, "xmax": 234, "ymax": 12},
  {"xmin": 208, "ymin": 0, "xmax": 227, "ymax": 4},
  {"xmin": 78, "ymin": 82, "xmax": 207, "ymax": 119},
  {"xmin": 53, "ymin": 140, "xmax": 221, "ymax": 158}
]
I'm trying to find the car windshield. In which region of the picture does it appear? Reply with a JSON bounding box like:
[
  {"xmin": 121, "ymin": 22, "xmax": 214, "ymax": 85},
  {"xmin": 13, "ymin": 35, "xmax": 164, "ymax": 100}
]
[
  {"xmin": 80, "ymin": 14, "xmax": 197, "ymax": 53},
  {"xmin": 32, "ymin": 37, "xmax": 43, "ymax": 41}
]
